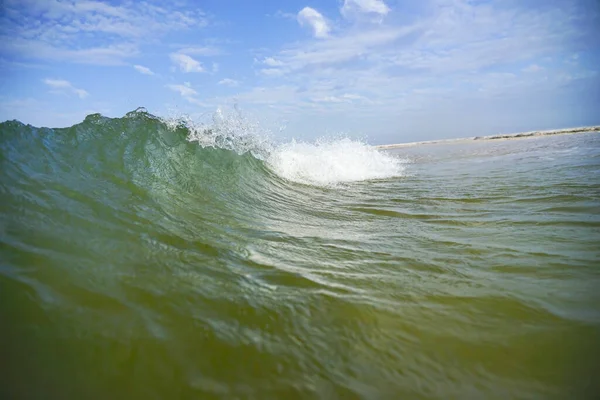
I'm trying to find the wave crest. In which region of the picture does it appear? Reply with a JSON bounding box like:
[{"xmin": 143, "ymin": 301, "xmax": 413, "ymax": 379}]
[{"xmin": 162, "ymin": 107, "xmax": 405, "ymax": 186}]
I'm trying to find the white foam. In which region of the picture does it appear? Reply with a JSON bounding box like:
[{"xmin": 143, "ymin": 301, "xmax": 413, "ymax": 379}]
[{"xmin": 267, "ymin": 137, "xmax": 405, "ymax": 186}]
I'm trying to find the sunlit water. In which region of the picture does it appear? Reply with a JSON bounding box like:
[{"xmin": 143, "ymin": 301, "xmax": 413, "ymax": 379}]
[{"xmin": 1, "ymin": 110, "xmax": 599, "ymax": 399}]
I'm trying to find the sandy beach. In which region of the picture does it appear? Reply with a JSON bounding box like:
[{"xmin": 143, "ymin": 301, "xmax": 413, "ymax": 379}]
[{"xmin": 376, "ymin": 126, "xmax": 600, "ymax": 149}]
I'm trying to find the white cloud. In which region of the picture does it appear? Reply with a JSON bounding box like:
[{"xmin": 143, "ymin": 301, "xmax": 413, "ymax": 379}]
[
  {"xmin": 523, "ymin": 64, "xmax": 544, "ymax": 73},
  {"xmin": 311, "ymin": 93, "xmax": 369, "ymax": 103},
  {"xmin": 219, "ymin": 78, "xmax": 240, "ymax": 87},
  {"xmin": 133, "ymin": 64, "xmax": 154, "ymax": 75},
  {"xmin": 263, "ymin": 57, "xmax": 284, "ymax": 67},
  {"xmin": 237, "ymin": 0, "xmax": 596, "ymax": 133},
  {"xmin": 170, "ymin": 53, "xmax": 205, "ymax": 73},
  {"xmin": 227, "ymin": 85, "xmax": 300, "ymax": 106},
  {"xmin": 212, "ymin": 62, "xmax": 219, "ymax": 73},
  {"xmin": 261, "ymin": 1, "xmax": 586, "ymax": 84},
  {"xmin": 165, "ymin": 82, "xmax": 213, "ymax": 108},
  {"xmin": 342, "ymin": 93, "xmax": 368, "ymax": 101},
  {"xmin": 261, "ymin": 27, "xmax": 414, "ymax": 74},
  {"xmin": 175, "ymin": 46, "xmax": 223, "ymax": 56},
  {"xmin": 0, "ymin": 0, "xmax": 210, "ymax": 65},
  {"xmin": 311, "ymin": 96, "xmax": 345, "ymax": 103},
  {"xmin": 2, "ymin": 39, "xmax": 138, "ymax": 65},
  {"xmin": 297, "ymin": 7, "xmax": 330, "ymax": 38},
  {"xmin": 166, "ymin": 83, "xmax": 197, "ymax": 98},
  {"xmin": 43, "ymin": 78, "xmax": 89, "ymax": 99},
  {"xmin": 260, "ymin": 68, "xmax": 285, "ymax": 76},
  {"xmin": 273, "ymin": 10, "xmax": 297, "ymax": 20},
  {"xmin": 341, "ymin": 0, "xmax": 390, "ymax": 19}
]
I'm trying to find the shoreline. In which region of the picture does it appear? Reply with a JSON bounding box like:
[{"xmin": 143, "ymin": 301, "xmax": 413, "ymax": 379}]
[{"xmin": 376, "ymin": 126, "xmax": 600, "ymax": 149}]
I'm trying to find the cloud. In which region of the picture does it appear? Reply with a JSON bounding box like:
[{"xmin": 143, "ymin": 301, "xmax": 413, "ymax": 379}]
[
  {"xmin": 43, "ymin": 79, "xmax": 89, "ymax": 99},
  {"xmin": 174, "ymin": 46, "xmax": 223, "ymax": 56},
  {"xmin": 170, "ymin": 53, "xmax": 205, "ymax": 73},
  {"xmin": 133, "ymin": 64, "xmax": 155, "ymax": 75},
  {"xmin": 259, "ymin": 27, "xmax": 414, "ymax": 75},
  {"xmin": 311, "ymin": 96, "xmax": 345, "ymax": 103},
  {"xmin": 0, "ymin": 0, "xmax": 210, "ymax": 65},
  {"xmin": 260, "ymin": 68, "xmax": 286, "ymax": 76},
  {"xmin": 263, "ymin": 1, "xmax": 589, "ymax": 82},
  {"xmin": 2, "ymin": 39, "xmax": 138, "ymax": 65},
  {"xmin": 240, "ymin": 0, "xmax": 598, "ymax": 129},
  {"xmin": 523, "ymin": 64, "xmax": 544, "ymax": 73},
  {"xmin": 341, "ymin": 0, "xmax": 390, "ymax": 19},
  {"xmin": 165, "ymin": 82, "xmax": 213, "ymax": 108},
  {"xmin": 166, "ymin": 83, "xmax": 197, "ymax": 98},
  {"xmin": 297, "ymin": 7, "xmax": 330, "ymax": 38},
  {"xmin": 341, "ymin": 93, "xmax": 368, "ymax": 101},
  {"xmin": 271, "ymin": 10, "xmax": 297, "ymax": 20},
  {"xmin": 226, "ymin": 85, "xmax": 300, "ymax": 106},
  {"xmin": 311, "ymin": 93, "xmax": 370, "ymax": 104},
  {"xmin": 263, "ymin": 57, "xmax": 284, "ymax": 67},
  {"xmin": 219, "ymin": 78, "xmax": 240, "ymax": 87}
]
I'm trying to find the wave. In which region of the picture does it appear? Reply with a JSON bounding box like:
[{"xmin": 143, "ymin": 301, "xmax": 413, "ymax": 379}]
[
  {"xmin": 1, "ymin": 107, "xmax": 405, "ymax": 191},
  {"xmin": 0, "ymin": 107, "xmax": 407, "ymax": 252},
  {"xmin": 0, "ymin": 107, "xmax": 408, "ymax": 324},
  {"xmin": 2, "ymin": 108, "xmax": 599, "ymax": 399}
]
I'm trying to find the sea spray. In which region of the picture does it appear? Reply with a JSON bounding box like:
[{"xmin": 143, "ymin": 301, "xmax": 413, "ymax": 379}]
[
  {"xmin": 163, "ymin": 107, "xmax": 405, "ymax": 186},
  {"xmin": 164, "ymin": 106, "xmax": 274, "ymax": 159}
]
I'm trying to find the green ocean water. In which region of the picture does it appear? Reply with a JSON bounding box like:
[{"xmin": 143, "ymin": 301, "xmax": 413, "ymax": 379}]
[{"xmin": 1, "ymin": 109, "xmax": 599, "ymax": 399}]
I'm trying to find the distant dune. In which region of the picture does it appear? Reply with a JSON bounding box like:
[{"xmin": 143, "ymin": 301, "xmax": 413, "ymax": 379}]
[{"xmin": 376, "ymin": 126, "xmax": 600, "ymax": 149}]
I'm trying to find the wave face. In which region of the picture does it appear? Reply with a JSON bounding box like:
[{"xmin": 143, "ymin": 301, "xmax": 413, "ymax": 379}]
[{"xmin": 1, "ymin": 109, "xmax": 599, "ymax": 399}]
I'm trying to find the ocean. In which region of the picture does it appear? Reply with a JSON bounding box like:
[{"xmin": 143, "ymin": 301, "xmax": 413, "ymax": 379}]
[{"xmin": 1, "ymin": 109, "xmax": 599, "ymax": 399}]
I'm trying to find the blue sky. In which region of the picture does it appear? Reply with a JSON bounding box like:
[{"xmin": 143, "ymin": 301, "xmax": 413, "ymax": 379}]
[{"xmin": 0, "ymin": 0, "xmax": 599, "ymax": 144}]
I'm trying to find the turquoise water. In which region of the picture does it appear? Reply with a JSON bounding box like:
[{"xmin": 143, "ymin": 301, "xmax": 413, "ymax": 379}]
[{"xmin": 1, "ymin": 110, "xmax": 599, "ymax": 399}]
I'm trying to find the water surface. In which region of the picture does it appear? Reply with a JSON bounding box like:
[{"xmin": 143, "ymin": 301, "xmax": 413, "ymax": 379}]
[{"xmin": 1, "ymin": 112, "xmax": 599, "ymax": 399}]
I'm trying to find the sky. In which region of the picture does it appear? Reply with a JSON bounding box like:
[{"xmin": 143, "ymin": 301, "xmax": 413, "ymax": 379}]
[{"xmin": 0, "ymin": 0, "xmax": 599, "ymax": 144}]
